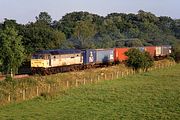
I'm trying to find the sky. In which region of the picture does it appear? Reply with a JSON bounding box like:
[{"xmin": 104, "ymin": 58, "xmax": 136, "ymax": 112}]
[{"xmin": 0, "ymin": 0, "xmax": 180, "ymax": 24}]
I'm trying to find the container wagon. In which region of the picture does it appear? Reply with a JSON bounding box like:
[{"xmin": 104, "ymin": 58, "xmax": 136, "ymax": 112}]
[
  {"xmin": 114, "ymin": 48, "xmax": 129, "ymax": 62},
  {"xmin": 95, "ymin": 49, "xmax": 114, "ymax": 65},
  {"xmin": 144, "ymin": 46, "xmax": 156, "ymax": 58}
]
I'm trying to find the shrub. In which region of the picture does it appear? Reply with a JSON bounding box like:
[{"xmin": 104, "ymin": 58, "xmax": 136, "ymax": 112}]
[{"xmin": 125, "ymin": 48, "xmax": 154, "ymax": 72}]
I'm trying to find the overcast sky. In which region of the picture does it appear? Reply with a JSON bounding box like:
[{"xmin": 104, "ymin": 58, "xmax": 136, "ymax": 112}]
[{"xmin": 0, "ymin": 0, "xmax": 180, "ymax": 24}]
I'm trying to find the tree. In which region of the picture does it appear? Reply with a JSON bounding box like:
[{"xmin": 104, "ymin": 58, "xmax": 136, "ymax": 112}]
[
  {"xmin": 36, "ymin": 12, "xmax": 52, "ymax": 24},
  {"xmin": 73, "ymin": 20, "xmax": 96, "ymax": 49},
  {"xmin": 125, "ymin": 39, "xmax": 143, "ymax": 47},
  {"xmin": 141, "ymin": 51, "xmax": 154, "ymax": 71},
  {"xmin": 0, "ymin": 27, "xmax": 25, "ymax": 76},
  {"xmin": 171, "ymin": 42, "xmax": 180, "ymax": 63},
  {"xmin": 21, "ymin": 22, "xmax": 66, "ymax": 54},
  {"xmin": 125, "ymin": 48, "xmax": 154, "ymax": 72}
]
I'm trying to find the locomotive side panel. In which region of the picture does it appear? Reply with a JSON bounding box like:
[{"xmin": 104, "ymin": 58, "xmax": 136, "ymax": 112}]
[{"xmin": 59, "ymin": 53, "xmax": 83, "ymax": 66}]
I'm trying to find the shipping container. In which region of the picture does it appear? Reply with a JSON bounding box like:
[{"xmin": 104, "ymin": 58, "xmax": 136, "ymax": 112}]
[
  {"xmin": 82, "ymin": 49, "xmax": 96, "ymax": 64},
  {"xmin": 161, "ymin": 46, "xmax": 171, "ymax": 56},
  {"xmin": 155, "ymin": 46, "xmax": 162, "ymax": 56},
  {"xmin": 144, "ymin": 46, "xmax": 156, "ymax": 57},
  {"xmin": 114, "ymin": 48, "xmax": 129, "ymax": 62},
  {"xmin": 95, "ymin": 49, "xmax": 114, "ymax": 64}
]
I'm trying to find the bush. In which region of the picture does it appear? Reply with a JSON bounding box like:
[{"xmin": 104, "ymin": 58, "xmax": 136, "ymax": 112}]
[
  {"xmin": 171, "ymin": 42, "xmax": 180, "ymax": 63},
  {"xmin": 125, "ymin": 48, "xmax": 154, "ymax": 72}
]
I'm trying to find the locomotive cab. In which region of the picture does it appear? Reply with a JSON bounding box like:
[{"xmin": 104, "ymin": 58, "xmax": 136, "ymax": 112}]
[{"xmin": 31, "ymin": 54, "xmax": 50, "ymax": 68}]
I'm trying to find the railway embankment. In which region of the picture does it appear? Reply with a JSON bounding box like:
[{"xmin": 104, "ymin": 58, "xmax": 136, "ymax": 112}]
[{"xmin": 0, "ymin": 59, "xmax": 176, "ymax": 105}]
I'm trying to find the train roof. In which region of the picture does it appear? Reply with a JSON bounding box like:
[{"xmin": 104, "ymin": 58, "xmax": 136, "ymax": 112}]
[{"xmin": 36, "ymin": 49, "xmax": 82, "ymax": 55}]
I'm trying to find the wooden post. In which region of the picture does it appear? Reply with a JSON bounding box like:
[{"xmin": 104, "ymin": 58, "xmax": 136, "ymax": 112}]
[
  {"xmin": 104, "ymin": 74, "xmax": 107, "ymax": 80},
  {"xmin": 66, "ymin": 80, "xmax": 69, "ymax": 88},
  {"xmin": 90, "ymin": 78, "xmax": 93, "ymax": 84},
  {"xmin": 75, "ymin": 79, "xmax": 78, "ymax": 87},
  {"xmin": 83, "ymin": 78, "xmax": 86, "ymax": 85},
  {"xmin": 23, "ymin": 89, "xmax": 26, "ymax": 100},
  {"xmin": 8, "ymin": 93, "xmax": 11, "ymax": 102},
  {"xmin": 36, "ymin": 86, "xmax": 39, "ymax": 96},
  {"xmin": 98, "ymin": 75, "xmax": 100, "ymax": 81},
  {"xmin": 132, "ymin": 69, "xmax": 134, "ymax": 74},
  {"xmin": 127, "ymin": 71, "xmax": 129, "ymax": 76},
  {"xmin": 121, "ymin": 72, "xmax": 124, "ymax": 77},
  {"xmin": 116, "ymin": 71, "xmax": 119, "ymax": 79},
  {"xmin": 111, "ymin": 73, "xmax": 114, "ymax": 79},
  {"xmin": 48, "ymin": 84, "xmax": 51, "ymax": 93}
]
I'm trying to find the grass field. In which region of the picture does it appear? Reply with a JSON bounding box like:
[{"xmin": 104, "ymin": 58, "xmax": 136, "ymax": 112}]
[{"xmin": 0, "ymin": 64, "xmax": 180, "ymax": 120}]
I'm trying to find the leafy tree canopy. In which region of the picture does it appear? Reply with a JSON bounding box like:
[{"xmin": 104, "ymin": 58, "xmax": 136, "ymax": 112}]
[
  {"xmin": 0, "ymin": 27, "xmax": 25, "ymax": 75},
  {"xmin": 36, "ymin": 12, "xmax": 52, "ymax": 24}
]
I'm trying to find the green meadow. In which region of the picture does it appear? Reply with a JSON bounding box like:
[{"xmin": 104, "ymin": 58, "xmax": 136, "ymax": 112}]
[{"xmin": 0, "ymin": 64, "xmax": 180, "ymax": 120}]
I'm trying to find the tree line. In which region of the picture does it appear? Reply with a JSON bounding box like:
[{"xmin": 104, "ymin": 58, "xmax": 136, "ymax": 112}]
[{"xmin": 0, "ymin": 10, "xmax": 180, "ymax": 75}]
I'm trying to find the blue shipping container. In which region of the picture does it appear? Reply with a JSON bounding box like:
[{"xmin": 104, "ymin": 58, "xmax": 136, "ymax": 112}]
[
  {"xmin": 82, "ymin": 49, "xmax": 96, "ymax": 64},
  {"xmin": 95, "ymin": 49, "xmax": 114, "ymax": 63}
]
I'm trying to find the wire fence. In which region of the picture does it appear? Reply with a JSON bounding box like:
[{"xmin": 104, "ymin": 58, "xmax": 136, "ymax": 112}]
[{"xmin": 0, "ymin": 61, "xmax": 176, "ymax": 106}]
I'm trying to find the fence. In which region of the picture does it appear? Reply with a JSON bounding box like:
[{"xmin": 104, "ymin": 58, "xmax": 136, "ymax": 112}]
[{"xmin": 0, "ymin": 61, "xmax": 176, "ymax": 105}]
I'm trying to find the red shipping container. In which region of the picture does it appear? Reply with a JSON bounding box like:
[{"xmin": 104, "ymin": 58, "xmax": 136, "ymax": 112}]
[
  {"xmin": 144, "ymin": 46, "xmax": 156, "ymax": 57},
  {"xmin": 114, "ymin": 48, "xmax": 129, "ymax": 62}
]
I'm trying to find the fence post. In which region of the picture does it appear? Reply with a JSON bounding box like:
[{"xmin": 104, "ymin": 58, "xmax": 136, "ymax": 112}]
[
  {"xmin": 75, "ymin": 79, "xmax": 78, "ymax": 87},
  {"xmin": 104, "ymin": 74, "xmax": 107, "ymax": 80},
  {"xmin": 83, "ymin": 78, "xmax": 86, "ymax": 85},
  {"xmin": 66, "ymin": 80, "xmax": 69, "ymax": 88},
  {"xmin": 127, "ymin": 71, "xmax": 129, "ymax": 75},
  {"xmin": 8, "ymin": 93, "xmax": 11, "ymax": 102},
  {"xmin": 116, "ymin": 71, "xmax": 119, "ymax": 79},
  {"xmin": 48, "ymin": 84, "xmax": 51, "ymax": 93},
  {"xmin": 98, "ymin": 75, "xmax": 100, "ymax": 82},
  {"xmin": 36, "ymin": 86, "xmax": 39, "ymax": 96},
  {"xmin": 111, "ymin": 73, "xmax": 114, "ymax": 79},
  {"xmin": 23, "ymin": 89, "xmax": 26, "ymax": 100},
  {"xmin": 91, "ymin": 78, "xmax": 93, "ymax": 84},
  {"xmin": 121, "ymin": 72, "xmax": 124, "ymax": 77}
]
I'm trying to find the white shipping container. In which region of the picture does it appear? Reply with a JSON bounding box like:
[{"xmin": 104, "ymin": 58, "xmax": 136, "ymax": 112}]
[{"xmin": 155, "ymin": 46, "xmax": 161, "ymax": 56}]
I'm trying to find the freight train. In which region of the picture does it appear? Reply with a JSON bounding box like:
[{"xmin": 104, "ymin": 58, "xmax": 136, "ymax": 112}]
[{"xmin": 31, "ymin": 46, "xmax": 171, "ymax": 75}]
